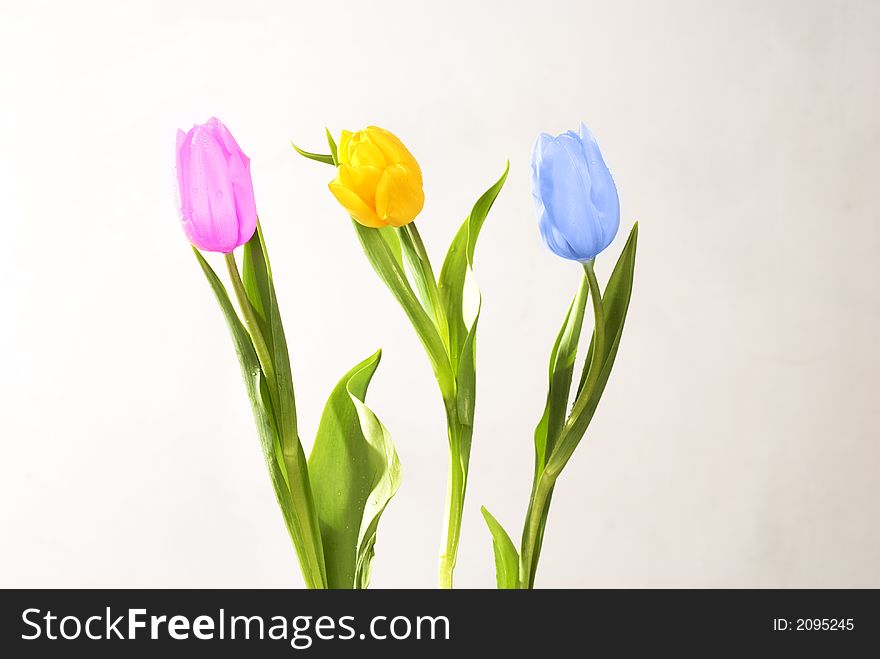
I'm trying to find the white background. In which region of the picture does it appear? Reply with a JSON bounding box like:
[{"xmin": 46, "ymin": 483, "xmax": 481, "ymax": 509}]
[{"xmin": 1, "ymin": 0, "xmax": 878, "ymax": 588}]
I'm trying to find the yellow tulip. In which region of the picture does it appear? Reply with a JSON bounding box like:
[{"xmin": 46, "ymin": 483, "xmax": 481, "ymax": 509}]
[{"xmin": 329, "ymin": 126, "xmax": 425, "ymax": 228}]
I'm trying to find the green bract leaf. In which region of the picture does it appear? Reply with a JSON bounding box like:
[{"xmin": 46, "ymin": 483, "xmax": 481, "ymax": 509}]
[
  {"xmin": 547, "ymin": 223, "xmax": 639, "ymax": 476},
  {"xmin": 480, "ymin": 507, "xmax": 520, "ymax": 589},
  {"xmin": 327, "ymin": 132, "xmax": 339, "ymax": 166},
  {"xmin": 438, "ymin": 162, "xmax": 509, "ymax": 374},
  {"xmin": 308, "ymin": 350, "xmax": 401, "ymax": 589},
  {"xmin": 193, "ymin": 249, "xmax": 326, "ymax": 589},
  {"xmin": 325, "ymin": 127, "xmax": 339, "ymax": 165},
  {"xmin": 291, "ymin": 140, "xmax": 335, "ymax": 166}
]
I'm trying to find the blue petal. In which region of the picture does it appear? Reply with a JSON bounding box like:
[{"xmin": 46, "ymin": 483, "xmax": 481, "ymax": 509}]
[
  {"xmin": 531, "ymin": 133, "xmax": 601, "ymax": 260},
  {"xmin": 578, "ymin": 123, "xmax": 620, "ymax": 251}
]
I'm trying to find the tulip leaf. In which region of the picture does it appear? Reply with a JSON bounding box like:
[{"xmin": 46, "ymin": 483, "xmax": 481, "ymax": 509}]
[
  {"xmin": 378, "ymin": 226, "xmax": 403, "ymax": 269},
  {"xmin": 480, "ymin": 507, "xmax": 520, "ymax": 589},
  {"xmin": 547, "ymin": 222, "xmax": 639, "ymax": 476},
  {"xmin": 290, "ymin": 141, "xmax": 335, "ymax": 166},
  {"xmin": 455, "ymin": 307, "xmax": 479, "ymax": 431},
  {"xmin": 353, "ymin": 221, "xmax": 455, "ymax": 400},
  {"xmin": 192, "ymin": 249, "xmax": 325, "ymax": 589},
  {"xmin": 325, "ymin": 127, "xmax": 339, "ymax": 165},
  {"xmin": 576, "ymin": 222, "xmax": 639, "ymax": 400},
  {"xmin": 242, "ymin": 223, "xmax": 300, "ymax": 457},
  {"xmin": 438, "ymin": 162, "xmax": 509, "ymax": 373},
  {"xmin": 534, "ymin": 275, "xmax": 590, "ymax": 478},
  {"xmin": 522, "ymin": 274, "xmax": 589, "ymax": 583},
  {"xmin": 398, "ymin": 226, "xmax": 434, "ymax": 318},
  {"xmin": 308, "ymin": 350, "xmax": 401, "ymax": 589},
  {"xmin": 398, "ymin": 224, "xmax": 450, "ymax": 348}
]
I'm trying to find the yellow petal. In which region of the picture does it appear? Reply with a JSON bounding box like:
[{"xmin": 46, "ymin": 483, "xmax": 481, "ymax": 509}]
[
  {"xmin": 349, "ymin": 137, "xmax": 387, "ymax": 169},
  {"xmin": 329, "ymin": 180, "xmax": 385, "ymax": 228},
  {"xmin": 337, "ymin": 163, "xmax": 382, "ymax": 206},
  {"xmin": 365, "ymin": 126, "xmax": 422, "ymax": 183},
  {"xmin": 337, "ymin": 130, "xmax": 354, "ymax": 166},
  {"xmin": 375, "ymin": 163, "xmax": 425, "ymax": 227}
]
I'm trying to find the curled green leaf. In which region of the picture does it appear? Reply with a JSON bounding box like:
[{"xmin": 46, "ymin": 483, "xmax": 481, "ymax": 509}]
[
  {"xmin": 308, "ymin": 350, "xmax": 401, "ymax": 589},
  {"xmin": 291, "ymin": 140, "xmax": 335, "ymax": 166}
]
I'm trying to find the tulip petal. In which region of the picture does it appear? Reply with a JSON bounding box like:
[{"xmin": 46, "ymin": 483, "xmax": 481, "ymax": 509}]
[
  {"xmin": 329, "ymin": 180, "xmax": 385, "ymax": 228},
  {"xmin": 375, "ymin": 163, "xmax": 425, "ymax": 228},
  {"xmin": 188, "ymin": 125, "xmax": 238, "ymax": 251},
  {"xmin": 211, "ymin": 117, "xmax": 249, "ymax": 166},
  {"xmin": 535, "ymin": 136, "xmax": 599, "ymax": 259},
  {"xmin": 348, "ymin": 137, "xmax": 387, "ymax": 169},
  {"xmin": 228, "ymin": 151, "xmax": 258, "ymax": 246},
  {"xmin": 578, "ymin": 124, "xmax": 620, "ymax": 249},
  {"xmin": 539, "ymin": 213, "xmax": 580, "ymax": 261},
  {"xmin": 365, "ymin": 126, "xmax": 423, "ymax": 183},
  {"xmin": 338, "ymin": 130, "xmax": 354, "ymax": 166},
  {"xmin": 338, "ymin": 164, "xmax": 383, "ymax": 207}
]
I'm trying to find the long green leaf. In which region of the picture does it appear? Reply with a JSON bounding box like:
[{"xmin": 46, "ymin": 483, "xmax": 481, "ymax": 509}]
[
  {"xmin": 353, "ymin": 221, "xmax": 455, "ymax": 399},
  {"xmin": 378, "ymin": 226, "xmax": 403, "ymax": 270},
  {"xmin": 480, "ymin": 507, "xmax": 520, "ymax": 589},
  {"xmin": 398, "ymin": 225, "xmax": 440, "ymax": 327},
  {"xmin": 438, "ymin": 163, "xmax": 509, "ymax": 374},
  {"xmin": 308, "ymin": 350, "xmax": 401, "ymax": 589},
  {"xmin": 534, "ymin": 275, "xmax": 590, "ymax": 476},
  {"xmin": 193, "ymin": 249, "xmax": 324, "ymax": 588},
  {"xmin": 455, "ymin": 308, "xmax": 479, "ymax": 431},
  {"xmin": 546, "ymin": 223, "xmax": 639, "ymax": 476},
  {"xmin": 242, "ymin": 223, "xmax": 300, "ymax": 457}
]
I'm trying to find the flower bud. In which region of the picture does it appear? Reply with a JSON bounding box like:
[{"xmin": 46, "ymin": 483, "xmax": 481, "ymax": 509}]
[
  {"xmin": 531, "ymin": 123, "xmax": 620, "ymax": 261},
  {"xmin": 176, "ymin": 117, "xmax": 257, "ymax": 252},
  {"xmin": 329, "ymin": 126, "xmax": 424, "ymax": 228}
]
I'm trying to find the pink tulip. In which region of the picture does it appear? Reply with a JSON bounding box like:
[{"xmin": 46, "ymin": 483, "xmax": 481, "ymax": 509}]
[{"xmin": 175, "ymin": 117, "xmax": 257, "ymax": 252}]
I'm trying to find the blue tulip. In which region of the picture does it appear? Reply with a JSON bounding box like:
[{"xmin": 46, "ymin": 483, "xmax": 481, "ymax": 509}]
[{"xmin": 531, "ymin": 123, "xmax": 620, "ymax": 262}]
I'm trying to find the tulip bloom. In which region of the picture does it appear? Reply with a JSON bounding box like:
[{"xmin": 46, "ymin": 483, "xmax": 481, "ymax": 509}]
[
  {"xmin": 329, "ymin": 126, "xmax": 424, "ymax": 228},
  {"xmin": 531, "ymin": 123, "xmax": 620, "ymax": 262},
  {"xmin": 176, "ymin": 117, "xmax": 257, "ymax": 252}
]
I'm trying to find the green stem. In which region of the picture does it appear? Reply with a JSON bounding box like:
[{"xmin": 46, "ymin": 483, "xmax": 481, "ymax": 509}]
[
  {"xmin": 438, "ymin": 402, "xmax": 468, "ymax": 589},
  {"xmin": 285, "ymin": 444, "xmax": 328, "ymax": 589},
  {"xmin": 519, "ymin": 470, "xmax": 557, "ymax": 588},
  {"xmin": 519, "ymin": 259, "xmax": 606, "ymax": 588},
  {"xmin": 572, "ymin": 259, "xmax": 606, "ymax": 421},
  {"xmin": 224, "ymin": 251, "xmax": 327, "ymax": 589},
  {"xmin": 224, "ymin": 252, "xmax": 276, "ymax": 389},
  {"xmin": 400, "ymin": 223, "xmax": 465, "ymax": 588}
]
